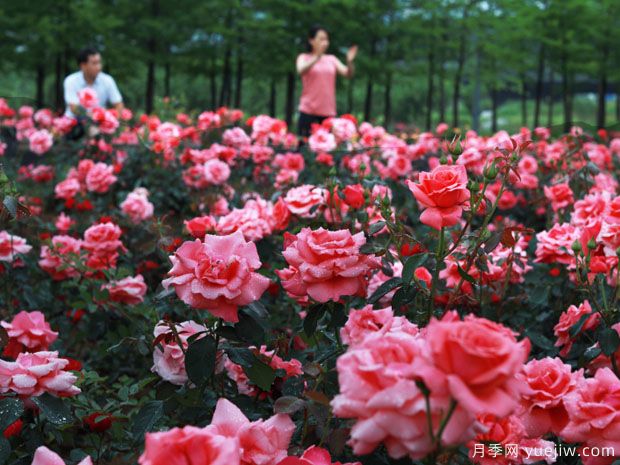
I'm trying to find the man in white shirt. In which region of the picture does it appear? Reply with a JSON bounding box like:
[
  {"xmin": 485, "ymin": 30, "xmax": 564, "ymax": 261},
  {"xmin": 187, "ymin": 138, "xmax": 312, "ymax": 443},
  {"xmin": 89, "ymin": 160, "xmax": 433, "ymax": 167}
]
[{"xmin": 64, "ymin": 47, "xmax": 124, "ymax": 118}]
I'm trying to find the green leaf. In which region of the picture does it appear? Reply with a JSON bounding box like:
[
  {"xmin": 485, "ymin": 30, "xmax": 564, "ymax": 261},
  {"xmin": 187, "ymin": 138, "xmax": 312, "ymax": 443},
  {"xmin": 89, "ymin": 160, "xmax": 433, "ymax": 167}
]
[
  {"xmin": 132, "ymin": 401, "xmax": 164, "ymax": 441},
  {"xmin": 0, "ymin": 437, "xmax": 10, "ymax": 465},
  {"xmin": 244, "ymin": 359, "xmax": 276, "ymax": 392},
  {"xmin": 185, "ymin": 336, "xmax": 216, "ymax": 385},
  {"xmin": 225, "ymin": 347, "xmax": 255, "ymax": 367},
  {"xmin": 32, "ymin": 394, "xmax": 72, "ymax": 425},
  {"xmin": 0, "ymin": 398, "xmax": 23, "ymax": 431},
  {"xmin": 304, "ymin": 304, "xmax": 327, "ymax": 337},
  {"xmin": 368, "ymin": 221, "xmax": 386, "ymax": 235},
  {"xmin": 529, "ymin": 286, "xmax": 549, "ymax": 308},
  {"xmin": 569, "ymin": 313, "xmax": 592, "ymax": 338},
  {"xmin": 524, "ymin": 330, "xmax": 555, "ymax": 351},
  {"xmin": 368, "ymin": 277, "xmax": 402, "ymax": 305},
  {"xmin": 457, "ymin": 264, "xmax": 476, "ymax": 284},
  {"xmin": 483, "ymin": 229, "xmax": 504, "ymax": 253},
  {"xmin": 599, "ymin": 328, "xmax": 620, "ymax": 356},
  {"xmin": 274, "ymin": 396, "xmax": 306, "ymax": 414},
  {"xmin": 402, "ymin": 253, "xmax": 429, "ymax": 283}
]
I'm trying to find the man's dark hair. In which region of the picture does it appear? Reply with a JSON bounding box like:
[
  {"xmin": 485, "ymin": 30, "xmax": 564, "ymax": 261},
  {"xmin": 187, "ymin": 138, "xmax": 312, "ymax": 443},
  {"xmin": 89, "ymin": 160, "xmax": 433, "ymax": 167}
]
[{"xmin": 77, "ymin": 47, "xmax": 99, "ymax": 66}]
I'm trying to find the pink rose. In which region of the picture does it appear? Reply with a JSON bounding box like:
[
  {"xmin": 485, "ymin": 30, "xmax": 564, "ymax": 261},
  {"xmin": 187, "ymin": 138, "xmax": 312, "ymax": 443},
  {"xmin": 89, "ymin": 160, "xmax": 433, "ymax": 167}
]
[
  {"xmin": 85, "ymin": 162, "xmax": 117, "ymax": 193},
  {"xmin": 83, "ymin": 222, "xmax": 124, "ymax": 254},
  {"xmin": 308, "ymin": 128, "xmax": 337, "ymax": 153},
  {"xmin": 54, "ymin": 178, "xmax": 81, "ymax": 200},
  {"xmin": 283, "ymin": 185, "xmax": 326, "ymax": 218},
  {"xmin": 553, "ymin": 300, "xmax": 600, "ymax": 357},
  {"xmin": 216, "ymin": 199, "xmax": 273, "ymax": 242},
  {"xmin": 78, "ymin": 88, "xmax": 99, "ymax": 110},
  {"xmin": 162, "ymin": 232, "xmax": 271, "ymax": 322},
  {"xmin": 534, "ymin": 223, "xmax": 579, "ymax": 266},
  {"xmin": 1, "ymin": 311, "xmax": 58, "ymax": 353},
  {"xmin": 422, "ymin": 315, "xmax": 530, "ymax": 417},
  {"xmin": 516, "ymin": 357, "xmax": 583, "ymax": 437},
  {"xmin": 340, "ymin": 305, "xmax": 419, "ymax": 347},
  {"xmin": 151, "ymin": 320, "xmax": 208, "ymax": 385},
  {"xmin": 0, "ymin": 231, "xmax": 31, "ymax": 262},
  {"xmin": 0, "ymin": 351, "xmax": 80, "ymax": 397},
  {"xmin": 55, "ymin": 213, "xmax": 75, "ymax": 232},
  {"xmin": 29, "ymin": 129, "xmax": 53, "ymax": 155},
  {"xmin": 331, "ymin": 331, "xmax": 477, "ymax": 459},
  {"xmin": 544, "ymin": 183, "xmax": 574, "ymax": 212},
  {"xmin": 277, "ymin": 228, "xmax": 380, "ymax": 303},
  {"xmin": 277, "ymin": 446, "xmax": 361, "ymax": 465},
  {"xmin": 103, "ymin": 274, "xmax": 147, "ymax": 305},
  {"xmin": 139, "ymin": 426, "xmax": 239, "ymax": 465},
  {"xmin": 120, "ymin": 188, "xmax": 154, "ymax": 223},
  {"xmin": 208, "ymin": 398, "xmax": 295, "ymax": 465},
  {"xmin": 32, "ymin": 446, "xmax": 93, "ymax": 465},
  {"xmin": 406, "ymin": 164, "xmax": 469, "ymax": 230},
  {"xmin": 185, "ymin": 215, "xmax": 217, "ymax": 239},
  {"xmin": 561, "ymin": 368, "xmax": 620, "ymax": 458},
  {"xmin": 38, "ymin": 235, "xmax": 83, "ymax": 280},
  {"xmin": 203, "ymin": 159, "xmax": 231, "ymax": 185}
]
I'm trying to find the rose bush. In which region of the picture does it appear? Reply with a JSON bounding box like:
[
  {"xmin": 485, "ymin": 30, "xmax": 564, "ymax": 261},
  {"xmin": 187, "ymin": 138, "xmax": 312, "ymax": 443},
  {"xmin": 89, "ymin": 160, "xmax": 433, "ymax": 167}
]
[{"xmin": 1, "ymin": 97, "xmax": 620, "ymax": 465}]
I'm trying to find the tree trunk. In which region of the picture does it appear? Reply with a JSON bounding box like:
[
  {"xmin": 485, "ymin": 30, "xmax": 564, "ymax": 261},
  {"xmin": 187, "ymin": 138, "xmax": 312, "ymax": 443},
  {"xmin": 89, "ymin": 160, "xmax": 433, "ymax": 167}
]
[
  {"xmin": 596, "ymin": 44, "xmax": 609, "ymax": 129},
  {"xmin": 364, "ymin": 38, "xmax": 377, "ymax": 122},
  {"xmin": 533, "ymin": 44, "xmax": 545, "ymax": 128},
  {"xmin": 234, "ymin": 48, "xmax": 244, "ymax": 109},
  {"xmin": 560, "ymin": 26, "xmax": 571, "ymax": 132},
  {"xmin": 55, "ymin": 53, "xmax": 63, "ymax": 112},
  {"xmin": 452, "ymin": 3, "xmax": 471, "ymax": 129},
  {"xmin": 491, "ymin": 85, "xmax": 498, "ymax": 133},
  {"xmin": 439, "ymin": 61, "xmax": 446, "ymax": 124},
  {"xmin": 521, "ymin": 75, "xmax": 527, "ymax": 127},
  {"xmin": 285, "ymin": 71, "xmax": 295, "ymax": 128},
  {"xmin": 36, "ymin": 64, "xmax": 45, "ymax": 109},
  {"xmin": 617, "ymin": 87, "xmax": 620, "ymax": 122},
  {"xmin": 384, "ymin": 72, "xmax": 392, "ymax": 129},
  {"xmin": 210, "ymin": 53, "xmax": 217, "ymax": 109},
  {"xmin": 219, "ymin": 45, "xmax": 232, "ymax": 107},
  {"xmin": 547, "ymin": 68, "xmax": 554, "ymax": 128},
  {"xmin": 347, "ymin": 79, "xmax": 354, "ymax": 114},
  {"xmin": 164, "ymin": 61, "xmax": 171, "ymax": 97},
  {"xmin": 425, "ymin": 44, "xmax": 435, "ymax": 131},
  {"xmin": 145, "ymin": 0, "xmax": 159, "ymax": 114},
  {"xmin": 269, "ymin": 78, "xmax": 276, "ymax": 117},
  {"xmin": 471, "ymin": 32, "xmax": 481, "ymax": 133}
]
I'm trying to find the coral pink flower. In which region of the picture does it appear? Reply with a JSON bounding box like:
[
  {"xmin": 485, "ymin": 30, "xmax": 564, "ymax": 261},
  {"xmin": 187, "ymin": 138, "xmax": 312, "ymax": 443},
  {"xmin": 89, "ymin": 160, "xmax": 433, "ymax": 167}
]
[
  {"xmin": 32, "ymin": 446, "xmax": 93, "ymax": 465},
  {"xmin": 561, "ymin": 368, "xmax": 620, "ymax": 459},
  {"xmin": 340, "ymin": 305, "xmax": 418, "ymax": 347},
  {"xmin": 331, "ymin": 331, "xmax": 477, "ymax": 459},
  {"xmin": 0, "ymin": 231, "xmax": 31, "ymax": 262},
  {"xmin": 1, "ymin": 311, "xmax": 58, "ymax": 353},
  {"xmin": 103, "ymin": 274, "xmax": 147, "ymax": 305},
  {"xmin": 543, "ymin": 183, "xmax": 574, "ymax": 212},
  {"xmin": 185, "ymin": 215, "xmax": 217, "ymax": 239},
  {"xmin": 208, "ymin": 398, "xmax": 295, "ymax": 465},
  {"xmin": 151, "ymin": 320, "xmax": 208, "ymax": 385},
  {"xmin": 162, "ymin": 232, "xmax": 271, "ymax": 322},
  {"xmin": 203, "ymin": 159, "xmax": 231, "ymax": 185},
  {"xmin": 85, "ymin": 162, "xmax": 117, "ymax": 193},
  {"xmin": 38, "ymin": 235, "xmax": 83, "ymax": 280},
  {"xmin": 277, "ymin": 228, "xmax": 380, "ymax": 303},
  {"xmin": 77, "ymin": 88, "xmax": 99, "ymax": 110},
  {"xmin": 120, "ymin": 188, "xmax": 154, "ymax": 224},
  {"xmin": 29, "ymin": 129, "xmax": 53, "ymax": 155},
  {"xmin": 277, "ymin": 446, "xmax": 361, "ymax": 465},
  {"xmin": 406, "ymin": 165, "xmax": 469, "ymax": 230},
  {"xmin": 516, "ymin": 357, "xmax": 583, "ymax": 437},
  {"xmin": 553, "ymin": 300, "xmax": 600, "ymax": 357},
  {"xmin": 139, "ymin": 426, "xmax": 239, "ymax": 465},
  {"xmin": 55, "ymin": 212, "xmax": 75, "ymax": 232},
  {"xmin": 308, "ymin": 128, "xmax": 337, "ymax": 153},
  {"xmin": 283, "ymin": 185, "xmax": 326, "ymax": 218},
  {"xmin": 0, "ymin": 351, "xmax": 81, "ymax": 397},
  {"xmin": 54, "ymin": 178, "xmax": 81, "ymax": 200},
  {"xmin": 534, "ymin": 223, "xmax": 579, "ymax": 266},
  {"xmin": 83, "ymin": 222, "xmax": 124, "ymax": 254},
  {"xmin": 422, "ymin": 315, "xmax": 530, "ymax": 418}
]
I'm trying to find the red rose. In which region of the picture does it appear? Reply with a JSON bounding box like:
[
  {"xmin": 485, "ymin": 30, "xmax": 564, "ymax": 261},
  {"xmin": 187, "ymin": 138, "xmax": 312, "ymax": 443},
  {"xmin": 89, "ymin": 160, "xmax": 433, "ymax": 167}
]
[
  {"xmin": 84, "ymin": 412, "xmax": 113, "ymax": 433},
  {"xmin": 3, "ymin": 419, "xmax": 23, "ymax": 439},
  {"xmin": 342, "ymin": 184, "xmax": 365, "ymax": 209}
]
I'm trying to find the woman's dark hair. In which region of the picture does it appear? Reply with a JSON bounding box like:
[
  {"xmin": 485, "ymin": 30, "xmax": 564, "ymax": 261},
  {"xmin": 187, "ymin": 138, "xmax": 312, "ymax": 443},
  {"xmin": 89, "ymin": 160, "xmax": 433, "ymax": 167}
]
[
  {"xmin": 77, "ymin": 47, "xmax": 99, "ymax": 66},
  {"xmin": 306, "ymin": 25, "xmax": 328, "ymax": 51}
]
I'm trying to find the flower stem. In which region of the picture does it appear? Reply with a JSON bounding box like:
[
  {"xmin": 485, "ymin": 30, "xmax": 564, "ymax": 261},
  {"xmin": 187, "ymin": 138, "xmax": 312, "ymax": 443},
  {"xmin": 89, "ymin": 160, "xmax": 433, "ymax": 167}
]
[{"xmin": 427, "ymin": 227, "xmax": 445, "ymax": 322}]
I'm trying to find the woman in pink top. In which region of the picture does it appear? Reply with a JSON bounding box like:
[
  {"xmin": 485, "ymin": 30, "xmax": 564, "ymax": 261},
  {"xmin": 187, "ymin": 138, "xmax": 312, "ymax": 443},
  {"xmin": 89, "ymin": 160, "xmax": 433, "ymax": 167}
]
[{"xmin": 296, "ymin": 26, "xmax": 358, "ymax": 138}]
